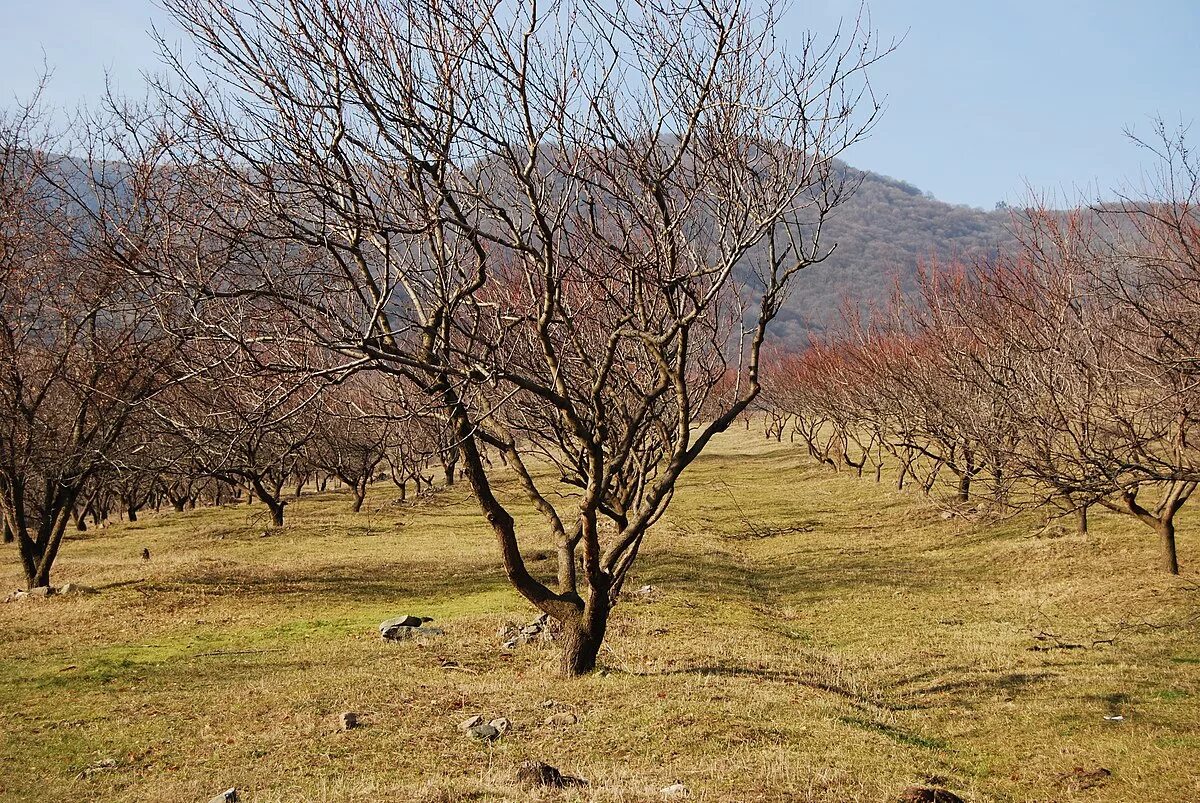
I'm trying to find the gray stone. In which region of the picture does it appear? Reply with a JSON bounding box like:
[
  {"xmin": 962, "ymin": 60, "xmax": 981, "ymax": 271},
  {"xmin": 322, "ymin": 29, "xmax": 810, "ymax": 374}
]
[
  {"xmin": 381, "ymin": 623, "xmax": 444, "ymax": 641},
  {"xmin": 661, "ymin": 782, "xmax": 689, "ymax": 798},
  {"xmin": 467, "ymin": 723, "xmax": 501, "ymax": 741},
  {"xmin": 208, "ymin": 789, "xmax": 238, "ymax": 803},
  {"xmin": 339, "ymin": 712, "xmax": 358, "ymax": 731},
  {"xmin": 458, "ymin": 715, "xmax": 484, "ymax": 731},
  {"xmin": 488, "ymin": 717, "xmax": 511, "ymax": 734},
  {"xmin": 380, "ymin": 614, "xmax": 423, "ymax": 632},
  {"xmin": 59, "ymin": 583, "xmax": 97, "ymax": 596},
  {"xmin": 544, "ymin": 711, "xmax": 577, "ymax": 727},
  {"xmin": 26, "ymin": 586, "xmax": 54, "ymax": 598}
]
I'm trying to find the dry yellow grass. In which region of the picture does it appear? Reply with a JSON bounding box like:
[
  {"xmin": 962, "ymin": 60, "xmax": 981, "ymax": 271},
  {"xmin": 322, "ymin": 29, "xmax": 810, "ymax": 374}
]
[{"xmin": 1, "ymin": 429, "xmax": 1198, "ymax": 802}]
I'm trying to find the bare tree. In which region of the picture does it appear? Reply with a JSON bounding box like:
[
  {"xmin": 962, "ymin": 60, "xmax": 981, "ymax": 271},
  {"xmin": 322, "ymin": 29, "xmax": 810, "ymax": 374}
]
[
  {"xmin": 0, "ymin": 98, "xmax": 184, "ymax": 588},
  {"xmin": 150, "ymin": 0, "xmax": 889, "ymax": 673}
]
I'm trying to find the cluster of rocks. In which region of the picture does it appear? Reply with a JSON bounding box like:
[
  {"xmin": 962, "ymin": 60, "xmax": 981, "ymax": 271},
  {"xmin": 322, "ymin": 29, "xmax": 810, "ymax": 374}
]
[
  {"xmin": 498, "ymin": 612, "xmax": 554, "ymax": 649},
  {"xmin": 459, "ymin": 714, "xmax": 511, "ymax": 742},
  {"xmin": 379, "ymin": 614, "xmax": 444, "ymax": 641},
  {"xmin": 4, "ymin": 583, "xmax": 96, "ymax": 603}
]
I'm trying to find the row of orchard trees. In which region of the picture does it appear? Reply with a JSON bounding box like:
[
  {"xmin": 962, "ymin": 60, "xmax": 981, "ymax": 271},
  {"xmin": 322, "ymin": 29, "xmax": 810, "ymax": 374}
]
[
  {"xmin": 1, "ymin": 0, "xmax": 890, "ymax": 675},
  {"xmin": 761, "ymin": 129, "xmax": 1200, "ymax": 574}
]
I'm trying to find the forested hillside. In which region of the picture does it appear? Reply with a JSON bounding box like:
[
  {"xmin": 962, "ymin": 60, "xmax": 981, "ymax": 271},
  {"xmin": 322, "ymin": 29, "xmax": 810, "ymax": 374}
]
[{"xmin": 778, "ymin": 165, "xmax": 1016, "ymax": 342}]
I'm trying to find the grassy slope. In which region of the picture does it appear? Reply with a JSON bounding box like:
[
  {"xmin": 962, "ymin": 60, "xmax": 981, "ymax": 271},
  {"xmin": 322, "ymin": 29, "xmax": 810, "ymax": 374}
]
[{"xmin": 0, "ymin": 430, "xmax": 1197, "ymax": 802}]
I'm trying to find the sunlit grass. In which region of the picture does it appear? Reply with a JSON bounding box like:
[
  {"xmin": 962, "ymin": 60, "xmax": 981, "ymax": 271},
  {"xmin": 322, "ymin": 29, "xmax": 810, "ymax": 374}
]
[{"xmin": 1, "ymin": 428, "xmax": 1197, "ymax": 801}]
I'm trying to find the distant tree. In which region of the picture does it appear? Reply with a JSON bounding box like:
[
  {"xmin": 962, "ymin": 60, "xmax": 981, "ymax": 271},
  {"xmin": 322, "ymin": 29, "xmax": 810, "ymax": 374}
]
[{"xmin": 0, "ymin": 99, "xmax": 183, "ymax": 588}]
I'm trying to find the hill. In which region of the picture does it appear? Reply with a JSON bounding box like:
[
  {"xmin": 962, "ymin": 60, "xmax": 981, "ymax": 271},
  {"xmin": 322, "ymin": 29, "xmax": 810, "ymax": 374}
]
[
  {"xmin": 776, "ymin": 166, "xmax": 1017, "ymax": 343},
  {"xmin": 1, "ymin": 428, "xmax": 1196, "ymax": 802}
]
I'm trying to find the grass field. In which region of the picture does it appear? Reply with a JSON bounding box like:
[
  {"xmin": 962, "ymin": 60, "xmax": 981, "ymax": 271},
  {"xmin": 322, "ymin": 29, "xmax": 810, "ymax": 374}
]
[{"xmin": 1, "ymin": 430, "xmax": 1198, "ymax": 802}]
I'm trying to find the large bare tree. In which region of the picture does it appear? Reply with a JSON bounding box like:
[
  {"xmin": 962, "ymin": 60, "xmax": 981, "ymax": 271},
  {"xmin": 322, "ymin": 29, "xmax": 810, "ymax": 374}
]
[{"xmin": 149, "ymin": 0, "xmax": 889, "ymax": 673}]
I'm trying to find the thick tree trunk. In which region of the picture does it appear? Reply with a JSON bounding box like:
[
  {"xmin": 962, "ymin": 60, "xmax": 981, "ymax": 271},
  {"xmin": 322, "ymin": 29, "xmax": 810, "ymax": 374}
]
[
  {"xmin": 127, "ymin": 507, "xmax": 138, "ymax": 522},
  {"xmin": 1076, "ymin": 505, "xmax": 1089, "ymax": 536},
  {"xmin": 1157, "ymin": 519, "xmax": 1179, "ymax": 575},
  {"xmin": 559, "ymin": 618, "xmax": 605, "ymax": 676},
  {"xmin": 172, "ymin": 498, "xmax": 186, "ymax": 513},
  {"xmin": 558, "ymin": 588, "xmax": 610, "ymax": 677},
  {"xmin": 351, "ymin": 487, "xmax": 366, "ymax": 513}
]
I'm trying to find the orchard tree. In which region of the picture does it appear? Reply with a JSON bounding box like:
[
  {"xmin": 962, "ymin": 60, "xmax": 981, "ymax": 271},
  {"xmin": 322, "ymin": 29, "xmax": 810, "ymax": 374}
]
[
  {"xmin": 0, "ymin": 100, "xmax": 184, "ymax": 589},
  {"xmin": 151, "ymin": 0, "xmax": 890, "ymax": 674}
]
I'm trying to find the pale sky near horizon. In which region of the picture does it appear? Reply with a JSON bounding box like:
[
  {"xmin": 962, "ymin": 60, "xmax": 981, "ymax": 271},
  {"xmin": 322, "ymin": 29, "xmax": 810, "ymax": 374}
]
[{"xmin": 1, "ymin": 0, "xmax": 1196, "ymax": 209}]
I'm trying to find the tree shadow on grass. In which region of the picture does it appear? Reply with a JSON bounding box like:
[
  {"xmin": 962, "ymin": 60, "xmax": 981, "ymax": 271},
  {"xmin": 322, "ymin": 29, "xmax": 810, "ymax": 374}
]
[
  {"xmin": 148, "ymin": 558, "xmax": 516, "ymax": 607},
  {"xmin": 622, "ymin": 660, "xmax": 900, "ymax": 714}
]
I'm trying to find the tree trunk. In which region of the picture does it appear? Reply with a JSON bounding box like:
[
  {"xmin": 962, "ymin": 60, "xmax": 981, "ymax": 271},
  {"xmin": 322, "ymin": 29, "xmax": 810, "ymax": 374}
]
[
  {"xmin": 956, "ymin": 470, "xmax": 971, "ymax": 503},
  {"xmin": 127, "ymin": 507, "xmax": 138, "ymax": 522},
  {"xmin": 172, "ymin": 498, "xmax": 186, "ymax": 513},
  {"xmin": 251, "ymin": 478, "xmax": 286, "ymax": 527},
  {"xmin": 559, "ymin": 619, "xmax": 604, "ymax": 676},
  {"xmin": 352, "ymin": 487, "xmax": 366, "ymax": 513},
  {"xmin": 1157, "ymin": 519, "xmax": 1179, "ymax": 575},
  {"xmin": 1076, "ymin": 505, "xmax": 1089, "ymax": 536},
  {"xmin": 557, "ymin": 576, "xmax": 611, "ymax": 677}
]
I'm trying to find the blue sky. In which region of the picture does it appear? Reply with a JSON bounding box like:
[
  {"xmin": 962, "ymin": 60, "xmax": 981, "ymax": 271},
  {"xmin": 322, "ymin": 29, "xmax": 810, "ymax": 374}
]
[{"xmin": 2, "ymin": 0, "xmax": 1196, "ymax": 209}]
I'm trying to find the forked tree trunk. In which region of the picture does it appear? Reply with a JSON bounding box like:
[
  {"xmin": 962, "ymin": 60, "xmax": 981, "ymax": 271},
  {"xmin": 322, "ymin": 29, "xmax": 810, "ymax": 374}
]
[
  {"xmin": 16, "ymin": 502, "xmax": 75, "ymax": 590},
  {"xmin": 250, "ymin": 478, "xmax": 286, "ymax": 527}
]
